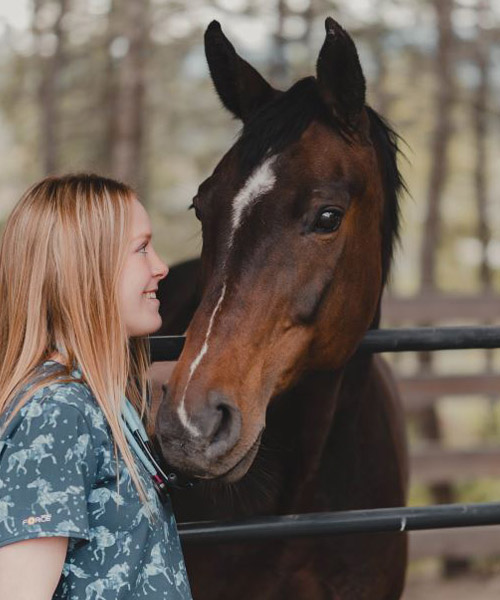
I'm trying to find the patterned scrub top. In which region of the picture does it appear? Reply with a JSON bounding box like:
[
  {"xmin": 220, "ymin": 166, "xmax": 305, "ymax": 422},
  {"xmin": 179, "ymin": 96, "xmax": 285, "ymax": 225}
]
[{"xmin": 0, "ymin": 360, "xmax": 192, "ymax": 599}]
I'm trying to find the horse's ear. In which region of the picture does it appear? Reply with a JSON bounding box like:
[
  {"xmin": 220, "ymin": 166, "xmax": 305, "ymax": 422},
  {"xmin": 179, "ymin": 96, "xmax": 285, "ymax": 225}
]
[
  {"xmin": 204, "ymin": 21, "xmax": 278, "ymax": 122},
  {"xmin": 316, "ymin": 18, "xmax": 366, "ymax": 130}
]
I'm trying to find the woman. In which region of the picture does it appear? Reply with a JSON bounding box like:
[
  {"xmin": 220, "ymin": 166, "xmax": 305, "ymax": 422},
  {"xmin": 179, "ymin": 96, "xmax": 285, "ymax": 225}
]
[{"xmin": 0, "ymin": 174, "xmax": 192, "ymax": 599}]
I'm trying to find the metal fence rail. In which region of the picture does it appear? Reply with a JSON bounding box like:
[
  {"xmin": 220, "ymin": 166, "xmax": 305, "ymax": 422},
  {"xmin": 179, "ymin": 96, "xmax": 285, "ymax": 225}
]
[
  {"xmin": 150, "ymin": 326, "xmax": 500, "ymax": 362},
  {"xmin": 152, "ymin": 326, "xmax": 500, "ymax": 540},
  {"xmin": 178, "ymin": 502, "xmax": 500, "ymax": 544}
]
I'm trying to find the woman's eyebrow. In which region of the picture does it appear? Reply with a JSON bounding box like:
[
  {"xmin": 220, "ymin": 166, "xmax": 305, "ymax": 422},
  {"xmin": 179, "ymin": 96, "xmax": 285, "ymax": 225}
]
[{"xmin": 133, "ymin": 232, "xmax": 152, "ymax": 242}]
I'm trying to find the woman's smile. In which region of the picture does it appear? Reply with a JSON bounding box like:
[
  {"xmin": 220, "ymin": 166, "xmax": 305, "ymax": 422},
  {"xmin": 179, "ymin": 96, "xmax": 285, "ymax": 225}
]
[
  {"xmin": 119, "ymin": 198, "xmax": 168, "ymax": 337},
  {"xmin": 143, "ymin": 290, "xmax": 159, "ymax": 302}
]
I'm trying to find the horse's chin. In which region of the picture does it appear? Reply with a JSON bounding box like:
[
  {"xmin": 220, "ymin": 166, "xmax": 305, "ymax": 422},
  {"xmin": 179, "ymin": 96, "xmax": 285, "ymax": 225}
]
[
  {"xmin": 160, "ymin": 428, "xmax": 264, "ymax": 484},
  {"xmin": 214, "ymin": 430, "xmax": 263, "ymax": 483},
  {"xmin": 184, "ymin": 430, "xmax": 263, "ymax": 484}
]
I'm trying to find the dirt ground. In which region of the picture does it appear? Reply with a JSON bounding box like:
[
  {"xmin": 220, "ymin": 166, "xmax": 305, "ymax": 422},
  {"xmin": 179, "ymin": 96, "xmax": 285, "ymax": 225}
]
[{"xmin": 402, "ymin": 573, "xmax": 500, "ymax": 599}]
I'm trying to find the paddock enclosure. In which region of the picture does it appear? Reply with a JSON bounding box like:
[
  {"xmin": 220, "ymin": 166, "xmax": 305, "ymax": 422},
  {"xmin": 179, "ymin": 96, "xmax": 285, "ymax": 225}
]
[
  {"xmin": 0, "ymin": 2, "xmax": 498, "ymax": 597},
  {"xmin": 150, "ymin": 316, "xmax": 500, "ymax": 588}
]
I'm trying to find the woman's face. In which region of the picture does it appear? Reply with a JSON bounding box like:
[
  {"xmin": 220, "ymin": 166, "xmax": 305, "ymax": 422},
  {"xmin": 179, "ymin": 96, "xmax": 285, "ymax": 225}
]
[{"xmin": 119, "ymin": 198, "xmax": 168, "ymax": 337}]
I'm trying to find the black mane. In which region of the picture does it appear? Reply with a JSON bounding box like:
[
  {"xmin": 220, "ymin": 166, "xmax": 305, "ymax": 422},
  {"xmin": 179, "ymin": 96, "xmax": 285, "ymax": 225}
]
[
  {"xmin": 236, "ymin": 78, "xmax": 404, "ymax": 284},
  {"xmin": 366, "ymin": 107, "xmax": 405, "ymax": 285}
]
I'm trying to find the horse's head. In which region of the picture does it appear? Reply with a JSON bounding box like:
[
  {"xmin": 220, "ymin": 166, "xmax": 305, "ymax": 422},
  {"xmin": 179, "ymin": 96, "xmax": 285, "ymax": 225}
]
[{"xmin": 156, "ymin": 18, "xmax": 402, "ymax": 481}]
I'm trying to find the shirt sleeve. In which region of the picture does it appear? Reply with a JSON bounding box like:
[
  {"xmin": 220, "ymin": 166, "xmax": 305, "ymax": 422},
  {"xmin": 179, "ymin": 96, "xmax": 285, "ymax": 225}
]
[{"xmin": 0, "ymin": 394, "xmax": 97, "ymax": 548}]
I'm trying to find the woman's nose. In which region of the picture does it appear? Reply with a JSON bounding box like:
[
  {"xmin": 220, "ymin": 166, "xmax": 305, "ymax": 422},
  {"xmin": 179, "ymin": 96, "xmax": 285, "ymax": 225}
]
[
  {"xmin": 148, "ymin": 245, "xmax": 168, "ymax": 279},
  {"xmin": 154, "ymin": 257, "xmax": 169, "ymax": 280}
]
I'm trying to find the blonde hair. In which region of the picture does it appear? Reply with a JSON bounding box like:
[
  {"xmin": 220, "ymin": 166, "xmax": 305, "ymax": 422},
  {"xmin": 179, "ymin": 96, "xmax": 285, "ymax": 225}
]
[{"xmin": 0, "ymin": 173, "xmax": 152, "ymax": 505}]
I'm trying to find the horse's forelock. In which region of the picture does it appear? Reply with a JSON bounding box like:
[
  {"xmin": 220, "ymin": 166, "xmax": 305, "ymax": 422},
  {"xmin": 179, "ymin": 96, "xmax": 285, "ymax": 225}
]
[{"xmin": 236, "ymin": 77, "xmax": 335, "ymax": 175}]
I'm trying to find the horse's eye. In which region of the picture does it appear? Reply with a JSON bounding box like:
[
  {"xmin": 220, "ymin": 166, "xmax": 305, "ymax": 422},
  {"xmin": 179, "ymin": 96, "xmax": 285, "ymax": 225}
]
[{"xmin": 313, "ymin": 208, "xmax": 343, "ymax": 233}]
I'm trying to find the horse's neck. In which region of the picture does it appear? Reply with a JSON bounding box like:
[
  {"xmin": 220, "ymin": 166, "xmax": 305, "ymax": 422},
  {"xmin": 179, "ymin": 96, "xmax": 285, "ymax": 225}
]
[
  {"xmin": 173, "ymin": 353, "xmax": 373, "ymax": 521},
  {"xmin": 267, "ymin": 351, "xmax": 374, "ymax": 514},
  {"xmin": 270, "ymin": 368, "xmax": 346, "ymax": 513}
]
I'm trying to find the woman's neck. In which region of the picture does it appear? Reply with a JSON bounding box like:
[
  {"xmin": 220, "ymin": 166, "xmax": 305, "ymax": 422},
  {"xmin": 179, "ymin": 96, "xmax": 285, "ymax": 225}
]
[{"xmin": 47, "ymin": 351, "xmax": 66, "ymax": 365}]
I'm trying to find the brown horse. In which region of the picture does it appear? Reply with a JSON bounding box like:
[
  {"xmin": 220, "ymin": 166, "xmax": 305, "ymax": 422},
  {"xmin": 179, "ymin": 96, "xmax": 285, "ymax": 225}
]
[{"xmin": 155, "ymin": 18, "xmax": 408, "ymax": 600}]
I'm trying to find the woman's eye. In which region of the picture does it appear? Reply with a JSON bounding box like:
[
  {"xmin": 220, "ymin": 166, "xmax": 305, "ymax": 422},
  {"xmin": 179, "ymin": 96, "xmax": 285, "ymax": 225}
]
[
  {"xmin": 138, "ymin": 244, "xmax": 148, "ymax": 255},
  {"xmin": 313, "ymin": 208, "xmax": 343, "ymax": 233}
]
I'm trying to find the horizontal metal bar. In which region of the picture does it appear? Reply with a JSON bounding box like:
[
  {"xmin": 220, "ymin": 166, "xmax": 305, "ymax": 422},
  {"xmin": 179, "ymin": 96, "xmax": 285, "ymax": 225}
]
[
  {"xmin": 360, "ymin": 326, "xmax": 500, "ymax": 353},
  {"xmin": 150, "ymin": 335, "xmax": 185, "ymax": 361},
  {"xmin": 178, "ymin": 502, "xmax": 500, "ymax": 544},
  {"xmin": 150, "ymin": 326, "xmax": 500, "ymax": 362}
]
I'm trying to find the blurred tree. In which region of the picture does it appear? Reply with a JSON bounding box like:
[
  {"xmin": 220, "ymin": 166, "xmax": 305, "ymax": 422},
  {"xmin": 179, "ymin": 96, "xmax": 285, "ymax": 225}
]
[
  {"xmin": 420, "ymin": 0, "xmax": 455, "ymax": 291},
  {"xmin": 102, "ymin": 0, "xmax": 119, "ymax": 177},
  {"xmin": 418, "ymin": 0, "xmax": 472, "ymax": 577},
  {"xmin": 108, "ymin": 0, "xmax": 150, "ymax": 195},
  {"xmin": 472, "ymin": 0, "xmax": 496, "ymax": 433},
  {"xmin": 473, "ymin": 0, "xmax": 492, "ymax": 292},
  {"xmin": 271, "ymin": 0, "xmax": 288, "ymax": 83},
  {"xmin": 369, "ymin": 0, "xmax": 391, "ymax": 116},
  {"xmin": 271, "ymin": 0, "xmax": 320, "ymax": 85},
  {"xmin": 33, "ymin": 0, "xmax": 69, "ymax": 175}
]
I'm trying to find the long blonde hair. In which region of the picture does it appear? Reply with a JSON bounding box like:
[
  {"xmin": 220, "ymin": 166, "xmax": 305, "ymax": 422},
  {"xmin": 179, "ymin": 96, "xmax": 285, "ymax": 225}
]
[{"xmin": 0, "ymin": 173, "xmax": 152, "ymax": 505}]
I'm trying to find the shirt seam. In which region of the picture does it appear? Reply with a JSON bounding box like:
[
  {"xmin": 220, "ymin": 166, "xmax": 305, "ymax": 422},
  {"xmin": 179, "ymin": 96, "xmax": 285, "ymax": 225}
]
[{"xmin": 0, "ymin": 530, "xmax": 90, "ymax": 548}]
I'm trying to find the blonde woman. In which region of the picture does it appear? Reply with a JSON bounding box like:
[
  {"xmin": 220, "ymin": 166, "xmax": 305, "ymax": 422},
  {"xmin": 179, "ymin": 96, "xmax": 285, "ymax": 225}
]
[{"xmin": 0, "ymin": 174, "xmax": 192, "ymax": 599}]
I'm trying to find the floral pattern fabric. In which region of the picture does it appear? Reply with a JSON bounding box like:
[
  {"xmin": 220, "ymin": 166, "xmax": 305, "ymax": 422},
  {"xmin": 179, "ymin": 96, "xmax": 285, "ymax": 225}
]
[{"xmin": 0, "ymin": 361, "xmax": 192, "ymax": 599}]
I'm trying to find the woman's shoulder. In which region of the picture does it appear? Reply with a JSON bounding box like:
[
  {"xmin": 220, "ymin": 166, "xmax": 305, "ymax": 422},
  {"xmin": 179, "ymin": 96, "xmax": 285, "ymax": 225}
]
[
  {"xmin": 34, "ymin": 360, "xmax": 94, "ymax": 401},
  {"xmin": 12, "ymin": 360, "xmax": 105, "ymax": 430}
]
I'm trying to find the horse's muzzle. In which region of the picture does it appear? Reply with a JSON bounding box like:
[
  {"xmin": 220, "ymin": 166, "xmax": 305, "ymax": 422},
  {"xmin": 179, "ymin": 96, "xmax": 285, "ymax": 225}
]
[{"xmin": 156, "ymin": 388, "xmax": 247, "ymax": 478}]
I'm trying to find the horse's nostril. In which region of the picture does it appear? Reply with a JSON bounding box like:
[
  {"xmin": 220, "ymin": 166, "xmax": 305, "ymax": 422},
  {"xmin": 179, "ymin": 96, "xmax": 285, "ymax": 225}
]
[
  {"xmin": 201, "ymin": 393, "xmax": 241, "ymax": 458},
  {"xmin": 211, "ymin": 402, "xmax": 237, "ymax": 445}
]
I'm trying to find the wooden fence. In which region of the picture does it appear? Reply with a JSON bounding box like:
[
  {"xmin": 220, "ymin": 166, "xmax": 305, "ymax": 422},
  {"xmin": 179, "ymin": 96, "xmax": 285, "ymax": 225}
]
[{"xmin": 383, "ymin": 292, "xmax": 500, "ymax": 562}]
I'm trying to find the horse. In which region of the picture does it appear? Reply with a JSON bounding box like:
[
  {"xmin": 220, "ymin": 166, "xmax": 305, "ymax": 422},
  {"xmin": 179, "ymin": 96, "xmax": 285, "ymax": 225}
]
[{"xmin": 154, "ymin": 18, "xmax": 408, "ymax": 600}]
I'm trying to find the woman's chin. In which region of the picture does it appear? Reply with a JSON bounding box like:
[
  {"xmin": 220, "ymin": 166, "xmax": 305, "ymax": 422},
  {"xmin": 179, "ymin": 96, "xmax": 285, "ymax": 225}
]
[{"xmin": 128, "ymin": 316, "xmax": 163, "ymax": 337}]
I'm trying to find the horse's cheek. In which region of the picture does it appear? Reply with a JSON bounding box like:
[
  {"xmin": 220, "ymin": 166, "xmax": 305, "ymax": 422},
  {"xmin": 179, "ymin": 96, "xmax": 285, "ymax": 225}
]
[{"xmin": 307, "ymin": 235, "xmax": 382, "ymax": 369}]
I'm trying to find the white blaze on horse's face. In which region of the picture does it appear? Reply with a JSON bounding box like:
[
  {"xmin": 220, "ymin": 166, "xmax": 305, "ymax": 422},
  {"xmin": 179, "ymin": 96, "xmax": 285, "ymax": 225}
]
[
  {"xmin": 176, "ymin": 156, "xmax": 277, "ymax": 439},
  {"xmin": 229, "ymin": 155, "xmax": 277, "ymax": 245},
  {"xmin": 177, "ymin": 283, "xmax": 227, "ymax": 438}
]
